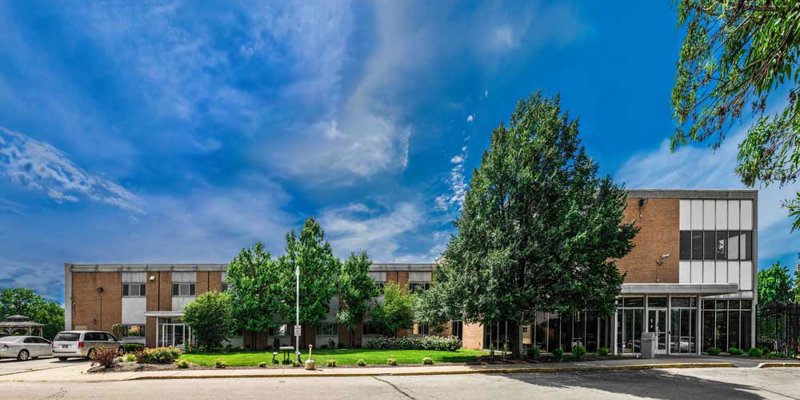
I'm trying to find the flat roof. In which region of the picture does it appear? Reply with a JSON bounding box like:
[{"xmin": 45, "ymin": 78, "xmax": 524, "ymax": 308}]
[
  {"xmin": 627, "ymin": 189, "xmax": 758, "ymax": 199},
  {"xmin": 66, "ymin": 262, "xmax": 437, "ymax": 273}
]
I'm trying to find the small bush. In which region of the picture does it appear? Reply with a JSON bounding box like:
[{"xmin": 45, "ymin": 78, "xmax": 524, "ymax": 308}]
[
  {"xmin": 422, "ymin": 357, "xmax": 434, "ymax": 365},
  {"xmin": 748, "ymin": 347, "xmax": 762, "ymax": 357},
  {"xmin": 598, "ymin": 347, "xmax": 610, "ymax": 356},
  {"xmin": 118, "ymin": 353, "xmax": 136, "ymax": 362},
  {"xmin": 123, "ymin": 343, "xmax": 145, "ymax": 354},
  {"xmin": 768, "ymin": 351, "xmax": 784, "ymax": 358},
  {"xmin": 92, "ymin": 348, "xmax": 119, "ymax": 368},
  {"xmin": 387, "ymin": 358, "xmax": 397, "ymax": 366},
  {"xmin": 527, "ymin": 346, "xmax": 540, "ymax": 359},
  {"xmin": 706, "ymin": 347, "xmax": 721, "ymax": 356},
  {"xmin": 258, "ymin": 362, "xmax": 268, "ymax": 368},
  {"xmin": 728, "ymin": 347, "xmax": 744, "ymax": 356},
  {"xmin": 140, "ymin": 347, "xmax": 182, "ymax": 364},
  {"xmin": 572, "ymin": 345, "xmax": 587, "ymax": 360},
  {"xmin": 357, "ymin": 359, "xmax": 367, "ymax": 367},
  {"xmin": 292, "ymin": 360, "xmax": 301, "ymax": 368},
  {"xmin": 326, "ymin": 359, "xmax": 337, "ymax": 367},
  {"xmin": 175, "ymin": 359, "xmax": 190, "ymax": 369},
  {"xmin": 214, "ymin": 359, "xmax": 227, "ymax": 369},
  {"xmin": 364, "ymin": 335, "xmax": 462, "ymax": 351},
  {"xmin": 552, "ymin": 348, "xmax": 564, "ymax": 360}
]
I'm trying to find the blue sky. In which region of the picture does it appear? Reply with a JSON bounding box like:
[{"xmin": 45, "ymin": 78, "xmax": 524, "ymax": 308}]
[{"xmin": 0, "ymin": 1, "xmax": 797, "ymax": 302}]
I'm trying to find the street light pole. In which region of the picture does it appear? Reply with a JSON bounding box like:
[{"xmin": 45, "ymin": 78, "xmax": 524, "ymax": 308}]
[{"xmin": 295, "ymin": 264, "xmax": 300, "ymax": 363}]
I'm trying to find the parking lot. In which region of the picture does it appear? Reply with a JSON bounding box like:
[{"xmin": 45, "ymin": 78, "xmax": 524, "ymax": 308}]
[{"xmin": 0, "ymin": 357, "xmax": 88, "ymax": 376}]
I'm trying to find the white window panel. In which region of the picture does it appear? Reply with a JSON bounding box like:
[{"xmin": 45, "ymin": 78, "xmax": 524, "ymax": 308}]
[
  {"xmin": 679, "ymin": 261, "xmax": 690, "ymax": 284},
  {"xmin": 368, "ymin": 271, "xmax": 386, "ymax": 282},
  {"xmin": 728, "ymin": 200, "xmax": 740, "ymax": 230},
  {"xmin": 409, "ymin": 271, "xmax": 432, "ymax": 282},
  {"xmin": 715, "ymin": 200, "xmax": 728, "ymax": 230},
  {"xmin": 122, "ymin": 272, "xmax": 147, "ymax": 283},
  {"xmin": 740, "ymin": 200, "xmax": 753, "ymax": 230},
  {"xmin": 740, "ymin": 261, "xmax": 753, "ymax": 290},
  {"xmin": 172, "ymin": 272, "xmax": 197, "ymax": 282},
  {"xmin": 715, "ymin": 261, "xmax": 727, "ymax": 283},
  {"xmin": 703, "ymin": 261, "xmax": 715, "ymax": 283},
  {"xmin": 679, "ymin": 200, "xmax": 691, "ymax": 230},
  {"xmin": 691, "ymin": 200, "xmax": 703, "ymax": 230},
  {"xmin": 703, "ymin": 200, "xmax": 715, "ymax": 230},
  {"xmin": 690, "ymin": 261, "xmax": 703, "ymax": 284},
  {"xmin": 727, "ymin": 262, "xmax": 740, "ymax": 286},
  {"xmin": 727, "ymin": 233, "xmax": 740, "ymax": 260}
]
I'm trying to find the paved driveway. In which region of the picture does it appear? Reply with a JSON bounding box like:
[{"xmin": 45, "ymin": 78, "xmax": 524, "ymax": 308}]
[{"xmin": 0, "ymin": 357, "xmax": 88, "ymax": 376}]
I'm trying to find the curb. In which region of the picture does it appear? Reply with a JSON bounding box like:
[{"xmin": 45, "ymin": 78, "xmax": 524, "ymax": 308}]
[
  {"xmin": 758, "ymin": 362, "xmax": 800, "ymax": 368},
  {"xmin": 125, "ymin": 362, "xmax": 736, "ymax": 381}
]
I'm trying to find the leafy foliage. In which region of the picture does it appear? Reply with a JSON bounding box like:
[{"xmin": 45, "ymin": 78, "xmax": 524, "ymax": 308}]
[
  {"xmin": 422, "ymin": 357, "xmax": 434, "ymax": 365},
  {"xmin": 757, "ymin": 262, "xmax": 795, "ymax": 305},
  {"xmin": 336, "ymin": 251, "xmax": 378, "ymax": 345},
  {"xmin": 371, "ymin": 282, "xmax": 415, "ymax": 336},
  {"xmin": 183, "ymin": 291, "xmax": 235, "ymax": 350},
  {"xmin": 0, "ymin": 288, "xmax": 64, "ymax": 339},
  {"xmin": 278, "ymin": 217, "xmax": 340, "ymax": 328},
  {"xmin": 671, "ymin": 0, "xmax": 800, "ymax": 229},
  {"xmin": 430, "ymin": 93, "xmax": 636, "ymax": 354},
  {"xmin": 92, "ymin": 347, "xmax": 119, "ymax": 368},
  {"xmin": 364, "ymin": 335, "xmax": 462, "ymax": 351},
  {"xmin": 139, "ymin": 347, "xmax": 182, "ymax": 364},
  {"xmin": 226, "ymin": 242, "xmax": 290, "ymax": 335}
]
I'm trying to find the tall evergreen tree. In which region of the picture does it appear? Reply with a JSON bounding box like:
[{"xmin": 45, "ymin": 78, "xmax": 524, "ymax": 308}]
[
  {"xmin": 336, "ymin": 251, "xmax": 378, "ymax": 347},
  {"xmin": 432, "ymin": 92, "xmax": 638, "ymax": 356}
]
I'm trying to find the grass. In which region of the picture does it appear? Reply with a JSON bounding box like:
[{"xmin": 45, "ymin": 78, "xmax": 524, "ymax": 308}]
[{"xmin": 180, "ymin": 348, "xmax": 484, "ymax": 367}]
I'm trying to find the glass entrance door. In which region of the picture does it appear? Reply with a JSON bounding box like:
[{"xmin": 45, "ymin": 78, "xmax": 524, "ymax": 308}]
[
  {"xmin": 647, "ymin": 309, "xmax": 667, "ymax": 354},
  {"xmin": 670, "ymin": 308, "xmax": 696, "ymax": 354},
  {"xmin": 160, "ymin": 323, "xmax": 191, "ymax": 348}
]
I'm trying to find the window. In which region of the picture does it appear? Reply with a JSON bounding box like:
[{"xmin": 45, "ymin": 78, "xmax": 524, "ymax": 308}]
[
  {"xmin": 363, "ymin": 321, "xmax": 383, "ymax": 335},
  {"xmin": 220, "ymin": 282, "xmax": 228, "ymax": 292},
  {"xmin": 172, "ymin": 283, "xmax": 196, "ymax": 297},
  {"xmin": 703, "ymin": 231, "xmax": 716, "ymax": 260},
  {"xmin": 318, "ymin": 322, "xmax": 337, "ymax": 336},
  {"xmin": 691, "ymin": 231, "xmax": 703, "ymax": 260},
  {"xmin": 374, "ymin": 281, "xmax": 386, "ymax": 290},
  {"xmin": 679, "ymin": 229, "xmax": 752, "ymax": 261},
  {"xmin": 269, "ymin": 324, "xmax": 288, "ymax": 336},
  {"xmin": 716, "ymin": 230, "xmax": 727, "ymax": 259},
  {"xmin": 122, "ymin": 283, "xmax": 146, "ymax": 297},
  {"xmin": 409, "ymin": 282, "xmax": 431, "ymax": 293},
  {"xmin": 417, "ymin": 323, "xmax": 429, "ymax": 335},
  {"xmin": 680, "ymin": 231, "xmax": 691, "ymax": 260},
  {"xmin": 121, "ymin": 324, "xmax": 144, "ymax": 337}
]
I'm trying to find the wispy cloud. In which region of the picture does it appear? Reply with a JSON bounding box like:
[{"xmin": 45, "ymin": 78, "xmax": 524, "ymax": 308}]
[
  {"xmin": 435, "ymin": 146, "xmax": 468, "ymax": 213},
  {"xmin": 0, "ymin": 127, "xmax": 141, "ymax": 213}
]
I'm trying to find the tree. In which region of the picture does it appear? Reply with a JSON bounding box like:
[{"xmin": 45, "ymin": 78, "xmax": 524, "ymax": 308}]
[
  {"xmin": 0, "ymin": 288, "xmax": 64, "ymax": 339},
  {"xmin": 431, "ymin": 92, "xmax": 638, "ymax": 356},
  {"xmin": 183, "ymin": 291, "xmax": 234, "ymax": 350},
  {"xmin": 671, "ymin": 0, "xmax": 800, "ymax": 229},
  {"xmin": 414, "ymin": 284, "xmax": 451, "ymax": 334},
  {"xmin": 758, "ymin": 262, "xmax": 795, "ymax": 306},
  {"xmin": 371, "ymin": 282, "xmax": 415, "ymax": 337},
  {"xmin": 278, "ymin": 217, "xmax": 340, "ymax": 341},
  {"xmin": 226, "ymin": 242, "xmax": 290, "ymax": 347},
  {"xmin": 336, "ymin": 251, "xmax": 378, "ymax": 347}
]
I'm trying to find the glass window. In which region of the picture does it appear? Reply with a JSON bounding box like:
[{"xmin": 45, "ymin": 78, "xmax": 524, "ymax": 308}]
[
  {"xmin": 716, "ymin": 231, "xmax": 727, "ymax": 259},
  {"xmin": 671, "ymin": 297, "xmax": 694, "ymax": 308},
  {"xmin": 691, "ymin": 231, "xmax": 703, "ymax": 260},
  {"xmin": 680, "ymin": 231, "xmax": 691, "ymax": 260},
  {"xmin": 409, "ymin": 282, "xmax": 431, "ymax": 293},
  {"xmin": 318, "ymin": 323, "xmax": 337, "ymax": 336},
  {"xmin": 703, "ymin": 310, "xmax": 714, "ymax": 350},
  {"xmin": 703, "ymin": 231, "xmax": 716, "ymax": 260},
  {"xmin": 727, "ymin": 231, "xmax": 740, "ymax": 260},
  {"xmin": 742, "ymin": 231, "xmax": 752, "ymax": 260},
  {"xmin": 740, "ymin": 300, "xmax": 752, "ymax": 310},
  {"xmin": 547, "ymin": 314, "xmax": 560, "ymax": 352},
  {"xmin": 123, "ymin": 283, "xmax": 146, "ymax": 297},
  {"xmin": 54, "ymin": 332, "xmax": 80, "ymax": 341},
  {"xmin": 623, "ymin": 297, "xmax": 643, "ymax": 308},
  {"xmin": 172, "ymin": 283, "xmax": 196, "ymax": 297},
  {"xmin": 648, "ymin": 297, "xmax": 667, "ymax": 308},
  {"xmin": 122, "ymin": 324, "xmax": 144, "ymax": 337},
  {"xmin": 715, "ymin": 310, "xmax": 728, "ymax": 350},
  {"xmin": 270, "ymin": 324, "xmax": 289, "ymax": 336}
]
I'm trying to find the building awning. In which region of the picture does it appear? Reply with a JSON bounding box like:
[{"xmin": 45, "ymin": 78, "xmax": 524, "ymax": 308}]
[
  {"xmin": 620, "ymin": 283, "xmax": 739, "ymax": 295},
  {"xmin": 143, "ymin": 311, "xmax": 184, "ymax": 318}
]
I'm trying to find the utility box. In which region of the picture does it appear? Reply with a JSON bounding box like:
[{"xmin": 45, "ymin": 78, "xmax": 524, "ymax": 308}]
[{"xmin": 640, "ymin": 332, "xmax": 657, "ymax": 359}]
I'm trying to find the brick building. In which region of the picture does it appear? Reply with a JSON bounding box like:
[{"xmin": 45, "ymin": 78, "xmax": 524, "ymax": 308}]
[{"xmin": 64, "ymin": 189, "xmax": 757, "ymax": 355}]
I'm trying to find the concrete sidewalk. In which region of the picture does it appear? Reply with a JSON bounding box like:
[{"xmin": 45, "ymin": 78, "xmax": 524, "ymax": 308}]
[{"xmin": 2, "ymin": 356, "xmax": 797, "ymax": 383}]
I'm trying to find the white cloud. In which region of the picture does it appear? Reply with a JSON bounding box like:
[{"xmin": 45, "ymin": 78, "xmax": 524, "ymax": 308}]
[
  {"xmin": 0, "ymin": 127, "xmax": 142, "ymax": 213},
  {"xmin": 615, "ymin": 129, "xmax": 799, "ymax": 262},
  {"xmin": 467, "ymin": 115, "xmax": 474, "ymax": 123},
  {"xmin": 436, "ymin": 147, "xmax": 468, "ymax": 213}
]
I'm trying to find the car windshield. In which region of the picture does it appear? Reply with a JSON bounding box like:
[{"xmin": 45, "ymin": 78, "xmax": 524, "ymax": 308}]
[{"xmin": 54, "ymin": 332, "xmax": 80, "ymax": 341}]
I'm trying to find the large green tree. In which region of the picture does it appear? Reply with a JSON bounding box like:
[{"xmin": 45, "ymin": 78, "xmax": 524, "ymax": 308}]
[
  {"xmin": 183, "ymin": 291, "xmax": 234, "ymax": 350},
  {"xmin": 671, "ymin": 0, "xmax": 800, "ymax": 229},
  {"xmin": 431, "ymin": 92, "xmax": 638, "ymax": 356},
  {"xmin": 336, "ymin": 251, "xmax": 378, "ymax": 347},
  {"xmin": 279, "ymin": 217, "xmax": 340, "ymax": 341},
  {"xmin": 226, "ymin": 242, "xmax": 290, "ymax": 347},
  {"xmin": 371, "ymin": 282, "xmax": 415, "ymax": 337},
  {"xmin": 0, "ymin": 288, "xmax": 64, "ymax": 339},
  {"xmin": 757, "ymin": 262, "xmax": 795, "ymax": 305}
]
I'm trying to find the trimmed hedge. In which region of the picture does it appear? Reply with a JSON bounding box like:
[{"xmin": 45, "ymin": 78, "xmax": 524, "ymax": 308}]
[{"xmin": 364, "ymin": 336, "xmax": 462, "ymax": 351}]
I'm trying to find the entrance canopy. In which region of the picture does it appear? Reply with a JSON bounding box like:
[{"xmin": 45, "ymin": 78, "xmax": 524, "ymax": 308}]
[{"xmin": 620, "ymin": 283, "xmax": 738, "ymax": 296}]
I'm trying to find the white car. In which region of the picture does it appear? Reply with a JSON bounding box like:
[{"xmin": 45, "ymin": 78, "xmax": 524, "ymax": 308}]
[{"xmin": 0, "ymin": 336, "xmax": 52, "ymax": 361}]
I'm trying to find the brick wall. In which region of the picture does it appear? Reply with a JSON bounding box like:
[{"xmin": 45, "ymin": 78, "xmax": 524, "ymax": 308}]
[
  {"xmin": 618, "ymin": 198, "xmax": 680, "ymax": 283},
  {"xmin": 462, "ymin": 323, "xmax": 483, "ymax": 350},
  {"xmin": 71, "ymin": 272, "xmax": 122, "ymax": 332}
]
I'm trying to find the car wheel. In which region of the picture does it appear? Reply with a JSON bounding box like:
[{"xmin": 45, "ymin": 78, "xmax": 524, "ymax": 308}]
[
  {"xmin": 86, "ymin": 349, "xmax": 95, "ymax": 360},
  {"xmin": 58, "ymin": 357, "xmax": 69, "ymax": 361},
  {"xmin": 17, "ymin": 350, "xmax": 30, "ymax": 361}
]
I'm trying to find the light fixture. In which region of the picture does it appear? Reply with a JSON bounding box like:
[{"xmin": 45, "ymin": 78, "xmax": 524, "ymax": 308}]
[{"xmin": 149, "ymin": 275, "xmax": 156, "ymax": 281}]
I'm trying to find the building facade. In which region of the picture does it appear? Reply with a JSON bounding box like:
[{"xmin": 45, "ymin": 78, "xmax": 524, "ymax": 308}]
[{"xmin": 64, "ymin": 189, "xmax": 757, "ymax": 355}]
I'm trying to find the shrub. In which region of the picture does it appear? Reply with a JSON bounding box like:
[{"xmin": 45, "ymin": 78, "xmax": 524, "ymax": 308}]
[
  {"xmin": 387, "ymin": 358, "xmax": 397, "ymax": 366},
  {"xmin": 140, "ymin": 347, "xmax": 182, "ymax": 364},
  {"xmin": 526, "ymin": 346, "xmax": 540, "ymax": 359},
  {"xmin": 598, "ymin": 347, "xmax": 610, "ymax": 356},
  {"xmin": 768, "ymin": 351, "xmax": 784, "ymax": 358},
  {"xmin": 552, "ymin": 348, "xmax": 564, "ymax": 360},
  {"xmin": 706, "ymin": 347, "xmax": 721, "ymax": 356},
  {"xmin": 422, "ymin": 357, "xmax": 434, "ymax": 365},
  {"xmin": 728, "ymin": 347, "xmax": 744, "ymax": 356},
  {"xmin": 175, "ymin": 359, "xmax": 190, "ymax": 369},
  {"xmin": 214, "ymin": 359, "xmax": 227, "ymax": 369},
  {"xmin": 364, "ymin": 335, "xmax": 462, "ymax": 351},
  {"xmin": 748, "ymin": 347, "xmax": 762, "ymax": 357},
  {"xmin": 357, "ymin": 359, "xmax": 367, "ymax": 367},
  {"xmin": 118, "ymin": 353, "xmax": 136, "ymax": 362},
  {"xmin": 123, "ymin": 343, "xmax": 145, "ymax": 354},
  {"xmin": 258, "ymin": 362, "xmax": 268, "ymax": 368},
  {"xmin": 326, "ymin": 359, "xmax": 337, "ymax": 367},
  {"xmin": 92, "ymin": 348, "xmax": 119, "ymax": 368},
  {"xmin": 292, "ymin": 360, "xmax": 301, "ymax": 368},
  {"xmin": 183, "ymin": 291, "xmax": 235, "ymax": 350},
  {"xmin": 572, "ymin": 345, "xmax": 587, "ymax": 360}
]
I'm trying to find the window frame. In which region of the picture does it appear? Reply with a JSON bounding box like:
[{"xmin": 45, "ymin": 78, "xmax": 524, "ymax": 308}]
[
  {"xmin": 122, "ymin": 283, "xmax": 147, "ymax": 297},
  {"xmin": 172, "ymin": 282, "xmax": 196, "ymax": 297}
]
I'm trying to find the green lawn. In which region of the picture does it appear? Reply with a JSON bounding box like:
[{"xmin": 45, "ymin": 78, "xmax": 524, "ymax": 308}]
[{"xmin": 180, "ymin": 348, "xmax": 484, "ymax": 367}]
